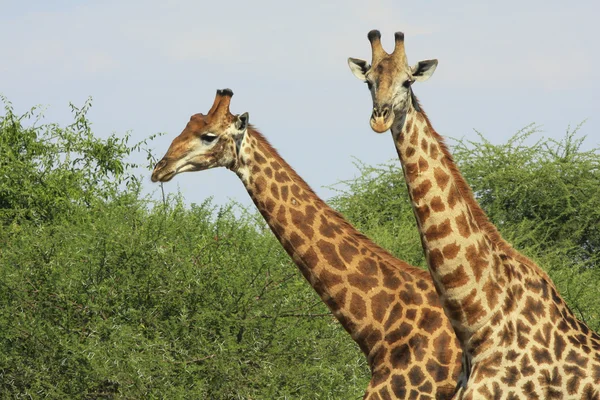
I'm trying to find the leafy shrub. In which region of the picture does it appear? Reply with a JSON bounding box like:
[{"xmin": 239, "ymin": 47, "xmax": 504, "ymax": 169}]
[
  {"xmin": 1, "ymin": 98, "xmax": 598, "ymax": 398},
  {"xmin": 0, "ymin": 96, "xmax": 141, "ymax": 224},
  {"xmin": 0, "ymin": 99, "xmax": 368, "ymax": 398}
]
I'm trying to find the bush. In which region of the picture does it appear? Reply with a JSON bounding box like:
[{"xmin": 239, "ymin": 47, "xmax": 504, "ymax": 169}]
[
  {"xmin": 0, "ymin": 99, "xmax": 368, "ymax": 398},
  {"xmin": 0, "ymin": 195, "xmax": 369, "ymax": 398},
  {"xmin": 0, "ymin": 96, "xmax": 140, "ymax": 224},
  {"xmin": 1, "ymin": 98, "xmax": 598, "ymax": 397}
]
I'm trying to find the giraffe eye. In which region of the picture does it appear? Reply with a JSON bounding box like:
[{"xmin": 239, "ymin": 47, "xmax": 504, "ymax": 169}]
[
  {"xmin": 402, "ymin": 79, "xmax": 412, "ymax": 88},
  {"xmin": 366, "ymin": 80, "xmax": 373, "ymax": 90},
  {"xmin": 201, "ymin": 134, "xmax": 217, "ymax": 144}
]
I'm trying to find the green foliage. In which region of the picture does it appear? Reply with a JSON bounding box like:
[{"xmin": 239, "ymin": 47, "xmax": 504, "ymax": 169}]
[
  {"xmin": 453, "ymin": 123, "xmax": 600, "ymax": 267},
  {"xmin": 0, "ymin": 96, "xmax": 143, "ymax": 224},
  {"xmin": 1, "ymin": 98, "xmax": 599, "ymax": 398},
  {"xmin": 0, "ymin": 99, "xmax": 368, "ymax": 398},
  {"xmin": 0, "ymin": 196, "xmax": 367, "ymax": 398},
  {"xmin": 331, "ymin": 124, "xmax": 600, "ymax": 331}
]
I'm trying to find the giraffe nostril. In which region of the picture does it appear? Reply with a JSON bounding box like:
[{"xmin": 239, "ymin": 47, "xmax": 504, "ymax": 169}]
[
  {"xmin": 372, "ymin": 106, "xmax": 392, "ymax": 120},
  {"xmin": 155, "ymin": 159, "xmax": 167, "ymax": 170}
]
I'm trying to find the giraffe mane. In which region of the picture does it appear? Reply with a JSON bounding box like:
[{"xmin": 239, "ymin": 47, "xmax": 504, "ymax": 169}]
[{"xmin": 248, "ymin": 125, "xmax": 320, "ymax": 197}]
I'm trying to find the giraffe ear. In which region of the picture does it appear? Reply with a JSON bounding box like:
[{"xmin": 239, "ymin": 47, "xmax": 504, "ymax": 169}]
[
  {"xmin": 411, "ymin": 59, "xmax": 438, "ymax": 82},
  {"xmin": 235, "ymin": 112, "xmax": 249, "ymax": 131},
  {"xmin": 348, "ymin": 57, "xmax": 370, "ymax": 81}
]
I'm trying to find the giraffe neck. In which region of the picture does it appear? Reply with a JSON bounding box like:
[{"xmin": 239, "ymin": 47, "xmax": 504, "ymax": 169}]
[
  {"xmin": 389, "ymin": 105, "xmax": 600, "ymax": 397},
  {"xmin": 232, "ymin": 127, "xmax": 423, "ymax": 362},
  {"xmin": 391, "ymin": 107, "xmax": 510, "ymax": 344}
]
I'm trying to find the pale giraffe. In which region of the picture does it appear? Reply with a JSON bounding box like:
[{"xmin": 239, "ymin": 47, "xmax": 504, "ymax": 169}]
[
  {"xmin": 348, "ymin": 30, "xmax": 600, "ymax": 399},
  {"xmin": 151, "ymin": 89, "xmax": 462, "ymax": 399}
]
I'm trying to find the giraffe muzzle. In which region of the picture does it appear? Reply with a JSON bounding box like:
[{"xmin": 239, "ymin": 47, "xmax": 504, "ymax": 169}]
[
  {"xmin": 370, "ymin": 105, "xmax": 394, "ymax": 133},
  {"xmin": 151, "ymin": 158, "xmax": 174, "ymax": 182}
]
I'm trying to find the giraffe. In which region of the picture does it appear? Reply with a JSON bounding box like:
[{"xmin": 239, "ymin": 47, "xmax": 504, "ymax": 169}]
[
  {"xmin": 347, "ymin": 30, "xmax": 600, "ymax": 399},
  {"xmin": 151, "ymin": 89, "xmax": 462, "ymax": 399}
]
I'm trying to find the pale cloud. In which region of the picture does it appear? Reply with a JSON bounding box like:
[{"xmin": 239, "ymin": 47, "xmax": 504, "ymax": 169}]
[
  {"xmin": 351, "ymin": 0, "xmax": 440, "ymax": 38},
  {"xmin": 83, "ymin": 51, "xmax": 120, "ymax": 75},
  {"xmin": 167, "ymin": 37, "xmax": 240, "ymax": 62},
  {"xmin": 1, "ymin": 8, "xmax": 120, "ymax": 78},
  {"xmin": 431, "ymin": 35, "xmax": 595, "ymax": 90},
  {"xmin": 4, "ymin": 35, "xmax": 118, "ymax": 78},
  {"xmin": 520, "ymin": 49, "xmax": 591, "ymax": 90},
  {"xmin": 2, "ymin": 0, "xmax": 597, "ymax": 86},
  {"xmin": 120, "ymin": 25, "xmax": 242, "ymax": 64}
]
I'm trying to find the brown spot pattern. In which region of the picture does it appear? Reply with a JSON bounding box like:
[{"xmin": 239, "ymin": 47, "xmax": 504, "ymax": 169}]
[
  {"xmin": 430, "ymin": 196, "xmax": 445, "ymax": 212},
  {"xmin": 442, "ymin": 242, "xmax": 460, "ymax": 259},
  {"xmin": 339, "ymin": 239, "xmax": 359, "ymax": 263},
  {"xmin": 412, "ymin": 179, "xmax": 432, "ymax": 202},
  {"xmin": 316, "ymin": 239, "xmax": 346, "ymax": 271},
  {"xmin": 415, "ymin": 204, "xmax": 431, "ymax": 226},
  {"xmin": 418, "ymin": 156, "xmax": 429, "ymax": 172},
  {"xmin": 433, "ymin": 167, "xmax": 450, "ymax": 191},
  {"xmin": 350, "ymin": 293, "xmax": 367, "ymax": 320},
  {"xmin": 424, "ymin": 219, "xmax": 452, "ymax": 241},
  {"xmin": 456, "ymin": 212, "xmax": 471, "ymax": 238},
  {"xmin": 440, "ymin": 265, "xmax": 469, "ymax": 289}
]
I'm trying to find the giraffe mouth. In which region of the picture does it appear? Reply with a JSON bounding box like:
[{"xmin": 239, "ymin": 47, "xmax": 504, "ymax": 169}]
[
  {"xmin": 151, "ymin": 158, "xmax": 177, "ymax": 182},
  {"xmin": 370, "ymin": 115, "xmax": 394, "ymax": 133},
  {"xmin": 152, "ymin": 159, "xmax": 213, "ymax": 182},
  {"xmin": 151, "ymin": 168, "xmax": 176, "ymax": 182}
]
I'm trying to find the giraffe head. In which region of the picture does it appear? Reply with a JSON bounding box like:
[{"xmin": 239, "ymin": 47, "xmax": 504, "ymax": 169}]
[
  {"xmin": 348, "ymin": 30, "xmax": 438, "ymax": 133},
  {"xmin": 151, "ymin": 89, "xmax": 249, "ymax": 182}
]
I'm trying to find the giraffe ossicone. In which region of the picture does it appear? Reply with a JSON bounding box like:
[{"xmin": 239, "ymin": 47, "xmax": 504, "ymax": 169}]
[
  {"xmin": 348, "ymin": 30, "xmax": 600, "ymax": 399},
  {"xmin": 152, "ymin": 89, "xmax": 463, "ymax": 399}
]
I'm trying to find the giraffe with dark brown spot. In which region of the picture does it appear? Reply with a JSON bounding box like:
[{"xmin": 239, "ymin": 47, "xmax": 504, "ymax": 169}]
[
  {"xmin": 348, "ymin": 30, "xmax": 600, "ymax": 398},
  {"xmin": 151, "ymin": 89, "xmax": 462, "ymax": 398}
]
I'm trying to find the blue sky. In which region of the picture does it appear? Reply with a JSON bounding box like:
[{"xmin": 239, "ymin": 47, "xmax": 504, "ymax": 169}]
[{"xmin": 1, "ymin": 0, "xmax": 598, "ymax": 208}]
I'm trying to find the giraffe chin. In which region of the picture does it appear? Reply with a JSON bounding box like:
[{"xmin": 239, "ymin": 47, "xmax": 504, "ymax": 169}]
[{"xmin": 370, "ymin": 117, "xmax": 394, "ymax": 134}]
